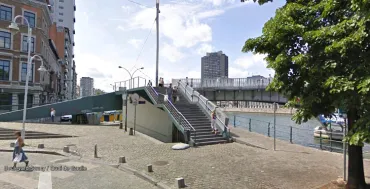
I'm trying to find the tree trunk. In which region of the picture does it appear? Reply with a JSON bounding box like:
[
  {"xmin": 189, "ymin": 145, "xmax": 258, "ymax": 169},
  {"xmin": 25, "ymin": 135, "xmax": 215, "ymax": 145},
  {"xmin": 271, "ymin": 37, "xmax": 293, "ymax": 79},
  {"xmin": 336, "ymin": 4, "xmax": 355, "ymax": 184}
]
[{"xmin": 346, "ymin": 109, "xmax": 367, "ymax": 189}]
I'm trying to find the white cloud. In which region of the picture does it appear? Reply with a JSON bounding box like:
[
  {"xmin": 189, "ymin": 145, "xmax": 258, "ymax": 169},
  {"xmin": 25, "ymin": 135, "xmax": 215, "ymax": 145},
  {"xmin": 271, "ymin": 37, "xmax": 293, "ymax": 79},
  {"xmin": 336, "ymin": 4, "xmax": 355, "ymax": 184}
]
[
  {"xmin": 161, "ymin": 43, "xmax": 185, "ymax": 62},
  {"xmin": 196, "ymin": 10, "xmax": 225, "ymax": 19},
  {"xmin": 202, "ymin": 0, "xmax": 236, "ymax": 6},
  {"xmin": 128, "ymin": 39, "xmax": 143, "ymax": 49},
  {"xmin": 196, "ymin": 43, "xmax": 214, "ymax": 55},
  {"xmin": 231, "ymin": 53, "xmax": 275, "ymax": 78},
  {"xmin": 125, "ymin": 3, "xmax": 215, "ymax": 48}
]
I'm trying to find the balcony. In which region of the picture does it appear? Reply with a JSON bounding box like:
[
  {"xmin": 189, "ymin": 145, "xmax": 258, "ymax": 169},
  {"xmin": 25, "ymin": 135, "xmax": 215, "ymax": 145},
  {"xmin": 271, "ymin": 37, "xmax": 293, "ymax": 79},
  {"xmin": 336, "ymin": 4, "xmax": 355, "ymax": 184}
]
[
  {"xmin": 73, "ymin": 30, "xmax": 75, "ymax": 35},
  {"xmin": 73, "ymin": 18, "xmax": 75, "ymax": 23},
  {"xmin": 74, "ymin": 5, "xmax": 76, "ymax": 11}
]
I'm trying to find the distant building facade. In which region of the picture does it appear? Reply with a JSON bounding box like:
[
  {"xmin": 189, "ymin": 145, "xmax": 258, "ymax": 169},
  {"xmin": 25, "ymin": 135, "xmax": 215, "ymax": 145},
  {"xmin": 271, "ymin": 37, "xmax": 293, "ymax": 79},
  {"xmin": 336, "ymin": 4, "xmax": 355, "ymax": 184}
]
[
  {"xmin": 80, "ymin": 77, "xmax": 94, "ymax": 97},
  {"xmin": 201, "ymin": 51, "xmax": 229, "ymax": 79}
]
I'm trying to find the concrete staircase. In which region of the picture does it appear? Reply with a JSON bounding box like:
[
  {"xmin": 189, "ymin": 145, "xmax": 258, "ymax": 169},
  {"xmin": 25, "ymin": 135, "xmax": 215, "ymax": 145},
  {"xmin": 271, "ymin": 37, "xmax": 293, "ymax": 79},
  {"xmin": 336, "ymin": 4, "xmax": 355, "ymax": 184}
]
[
  {"xmin": 174, "ymin": 93, "xmax": 228, "ymax": 146},
  {"xmin": 0, "ymin": 128, "xmax": 74, "ymax": 140},
  {"xmin": 150, "ymin": 86, "xmax": 228, "ymax": 146}
]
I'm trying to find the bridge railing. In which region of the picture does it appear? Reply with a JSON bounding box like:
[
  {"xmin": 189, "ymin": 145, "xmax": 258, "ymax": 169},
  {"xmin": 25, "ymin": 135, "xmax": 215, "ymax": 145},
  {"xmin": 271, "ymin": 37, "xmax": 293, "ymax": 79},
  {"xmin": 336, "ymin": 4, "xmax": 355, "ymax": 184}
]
[
  {"xmin": 174, "ymin": 78, "xmax": 271, "ymax": 89},
  {"xmin": 114, "ymin": 76, "xmax": 147, "ymax": 91},
  {"xmin": 177, "ymin": 80, "xmax": 230, "ymax": 138}
]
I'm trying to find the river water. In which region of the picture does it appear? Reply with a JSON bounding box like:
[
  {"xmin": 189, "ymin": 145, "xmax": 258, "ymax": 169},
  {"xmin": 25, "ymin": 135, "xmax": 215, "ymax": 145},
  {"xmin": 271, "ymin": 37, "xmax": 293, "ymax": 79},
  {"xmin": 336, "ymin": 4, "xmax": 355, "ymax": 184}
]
[{"xmin": 226, "ymin": 112, "xmax": 370, "ymax": 153}]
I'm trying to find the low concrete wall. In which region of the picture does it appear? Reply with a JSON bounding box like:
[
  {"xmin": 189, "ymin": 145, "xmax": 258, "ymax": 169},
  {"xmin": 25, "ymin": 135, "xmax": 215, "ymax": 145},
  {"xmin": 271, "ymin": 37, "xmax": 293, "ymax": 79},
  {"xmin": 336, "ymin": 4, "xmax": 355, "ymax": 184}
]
[
  {"xmin": 124, "ymin": 95, "xmax": 173, "ymax": 143},
  {"xmin": 221, "ymin": 107, "xmax": 296, "ymax": 115}
]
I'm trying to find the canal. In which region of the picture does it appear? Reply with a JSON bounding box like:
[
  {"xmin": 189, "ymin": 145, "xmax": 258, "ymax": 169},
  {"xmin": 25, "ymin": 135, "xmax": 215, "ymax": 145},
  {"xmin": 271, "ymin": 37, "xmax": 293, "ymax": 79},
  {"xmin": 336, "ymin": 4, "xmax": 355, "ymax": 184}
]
[{"xmin": 226, "ymin": 112, "xmax": 370, "ymax": 153}]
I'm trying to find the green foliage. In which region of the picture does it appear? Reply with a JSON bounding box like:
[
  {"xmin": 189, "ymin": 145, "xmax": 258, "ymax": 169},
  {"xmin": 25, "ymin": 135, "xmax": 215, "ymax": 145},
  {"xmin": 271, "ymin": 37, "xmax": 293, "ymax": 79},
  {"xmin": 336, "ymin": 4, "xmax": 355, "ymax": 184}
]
[{"xmin": 243, "ymin": 0, "xmax": 370, "ymax": 145}]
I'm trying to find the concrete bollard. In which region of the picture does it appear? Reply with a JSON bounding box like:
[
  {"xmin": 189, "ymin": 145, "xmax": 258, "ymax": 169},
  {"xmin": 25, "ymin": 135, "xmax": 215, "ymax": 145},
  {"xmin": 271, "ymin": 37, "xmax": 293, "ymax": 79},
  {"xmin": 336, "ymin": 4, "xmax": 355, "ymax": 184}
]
[
  {"xmin": 63, "ymin": 146, "xmax": 69, "ymax": 153},
  {"xmin": 94, "ymin": 144, "xmax": 98, "ymax": 158},
  {"xmin": 176, "ymin": 177, "xmax": 186, "ymax": 188},
  {"xmin": 10, "ymin": 142, "xmax": 15, "ymax": 147},
  {"xmin": 147, "ymin": 164, "xmax": 153, "ymax": 172},
  {"xmin": 119, "ymin": 156, "xmax": 126, "ymax": 163},
  {"xmin": 37, "ymin": 144, "xmax": 45, "ymax": 149},
  {"xmin": 129, "ymin": 128, "xmax": 134, "ymax": 135}
]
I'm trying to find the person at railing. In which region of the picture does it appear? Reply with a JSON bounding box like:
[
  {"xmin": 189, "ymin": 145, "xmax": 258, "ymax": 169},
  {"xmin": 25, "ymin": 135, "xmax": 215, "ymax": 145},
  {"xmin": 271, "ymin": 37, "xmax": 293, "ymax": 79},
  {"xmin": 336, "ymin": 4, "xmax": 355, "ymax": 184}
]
[
  {"xmin": 159, "ymin": 77, "xmax": 164, "ymax": 87},
  {"xmin": 147, "ymin": 80, "xmax": 152, "ymax": 86},
  {"xmin": 185, "ymin": 77, "xmax": 189, "ymax": 86},
  {"xmin": 211, "ymin": 109, "xmax": 218, "ymax": 135},
  {"xmin": 166, "ymin": 83, "xmax": 174, "ymax": 102}
]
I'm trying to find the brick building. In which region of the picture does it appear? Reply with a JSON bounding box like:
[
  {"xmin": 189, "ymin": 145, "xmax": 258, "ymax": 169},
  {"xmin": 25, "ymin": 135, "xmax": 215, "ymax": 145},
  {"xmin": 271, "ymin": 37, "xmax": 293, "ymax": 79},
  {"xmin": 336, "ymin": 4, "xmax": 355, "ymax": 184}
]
[{"xmin": 0, "ymin": 0, "xmax": 61, "ymax": 112}]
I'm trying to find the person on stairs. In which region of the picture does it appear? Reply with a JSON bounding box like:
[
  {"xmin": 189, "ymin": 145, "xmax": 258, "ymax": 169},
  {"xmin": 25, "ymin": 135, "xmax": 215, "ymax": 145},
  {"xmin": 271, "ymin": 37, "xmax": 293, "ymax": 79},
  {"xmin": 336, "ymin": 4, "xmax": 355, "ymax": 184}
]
[
  {"xmin": 166, "ymin": 83, "xmax": 173, "ymax": 103},
  {"xmin": 211, "ymin": 109, "xmax": 218, "ymax": 135},
  {"xmin": 12, "ymin": 131, "xmax": 29, "ymax": 169}
]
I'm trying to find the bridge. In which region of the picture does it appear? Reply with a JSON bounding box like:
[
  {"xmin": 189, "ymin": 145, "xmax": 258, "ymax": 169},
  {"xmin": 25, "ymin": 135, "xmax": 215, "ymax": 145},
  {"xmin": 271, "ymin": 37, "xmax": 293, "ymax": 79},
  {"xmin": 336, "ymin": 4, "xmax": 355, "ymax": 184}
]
[
  {"xmin": 0, "ymin": 76, "xmax": 288, "ymax": 146},
  {"xmin": 172, "ymin": 77, "xmax": 288, "ymax": 104}
]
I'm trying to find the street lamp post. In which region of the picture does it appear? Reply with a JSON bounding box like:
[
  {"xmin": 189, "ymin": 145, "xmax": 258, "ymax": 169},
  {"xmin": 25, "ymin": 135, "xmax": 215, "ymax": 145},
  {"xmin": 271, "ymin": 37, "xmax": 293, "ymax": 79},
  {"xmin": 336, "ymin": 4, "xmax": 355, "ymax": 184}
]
[
  {"xmin": 118, "ymin": 66, "xmax": 144, "ymax": 89},
  {"xmin": 8, "ymin": 16, "xmax": 47, "ymax": 139},
  {"xmin": 110, "ymin": 84, "xmax": 115, "ymax": 91},
  {"xmin": 118, "ymin": 66, "xmax": 144, "ymax": 130}
]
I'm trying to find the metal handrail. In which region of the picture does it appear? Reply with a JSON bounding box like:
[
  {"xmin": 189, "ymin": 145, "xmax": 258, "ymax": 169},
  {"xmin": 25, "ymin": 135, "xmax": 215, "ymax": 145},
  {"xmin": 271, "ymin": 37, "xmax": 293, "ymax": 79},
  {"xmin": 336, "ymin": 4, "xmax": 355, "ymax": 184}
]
[
  {"xmin": 146, "ymin": 86, "xmax": 196, "ymax": 143},
  {"xmin": 114, "ymin": 76, "xmax": 147, "ymax": 91},
  {"xmin": 177, "ymin": 80, "xmax": 230, "ymax": 138}
]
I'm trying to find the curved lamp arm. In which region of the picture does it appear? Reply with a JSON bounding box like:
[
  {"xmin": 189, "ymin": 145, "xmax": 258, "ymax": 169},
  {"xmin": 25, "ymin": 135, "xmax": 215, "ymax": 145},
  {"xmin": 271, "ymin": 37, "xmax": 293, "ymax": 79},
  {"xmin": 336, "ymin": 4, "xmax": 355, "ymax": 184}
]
[
  {"xmin": 131, "ymin": 67, "xmax": 144, "ymax": 78},
  {"xmin": 118, "ymin": 66, "xmax": 132, "ymax": 78},
  {"xmin": 13, "ymin": 15, "xmax": 30, "ymax": 28}
]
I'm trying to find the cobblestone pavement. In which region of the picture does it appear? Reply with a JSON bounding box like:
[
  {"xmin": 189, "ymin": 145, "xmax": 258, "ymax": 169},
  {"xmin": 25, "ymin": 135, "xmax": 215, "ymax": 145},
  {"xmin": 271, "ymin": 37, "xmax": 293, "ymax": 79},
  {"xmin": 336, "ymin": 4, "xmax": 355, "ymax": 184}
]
[
  {"xmin": 0, "ymin": 152, "xmax": 159, "ymax": 189},
  {"xmin": 0, "ymin": 123, "xmax": 369, "ymax": 189}
]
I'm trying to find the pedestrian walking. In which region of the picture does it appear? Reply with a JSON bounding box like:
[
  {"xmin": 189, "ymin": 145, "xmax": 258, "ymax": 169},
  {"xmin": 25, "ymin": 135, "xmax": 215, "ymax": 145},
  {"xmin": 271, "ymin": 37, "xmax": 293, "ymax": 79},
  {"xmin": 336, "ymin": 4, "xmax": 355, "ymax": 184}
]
[
  {"xmin": 211, "ymin": 109, "xmax": 218, "ymax": 135},
  {"xmin": 50, "ymin": 108, "xmax": 56, "ymax": 122},
  {"xmin": 172, "ymin": 86, "xmax": 178, "ymax": 103},
  {"xmin": 12, "ymin": 131, "xmax": 29, "ymax": 169},
  {"xmin": 166, "ymin": 83, "xmax": 173, "ymax": 103}
]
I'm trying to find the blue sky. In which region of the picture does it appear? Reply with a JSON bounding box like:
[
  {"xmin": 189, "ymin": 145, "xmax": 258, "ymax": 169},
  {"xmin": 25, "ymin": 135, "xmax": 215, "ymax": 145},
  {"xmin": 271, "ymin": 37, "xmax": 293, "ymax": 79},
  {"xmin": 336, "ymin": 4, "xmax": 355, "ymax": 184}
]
[{"xmin": 74, "ymin": 0, "xmax": 285, "ymax": 92}]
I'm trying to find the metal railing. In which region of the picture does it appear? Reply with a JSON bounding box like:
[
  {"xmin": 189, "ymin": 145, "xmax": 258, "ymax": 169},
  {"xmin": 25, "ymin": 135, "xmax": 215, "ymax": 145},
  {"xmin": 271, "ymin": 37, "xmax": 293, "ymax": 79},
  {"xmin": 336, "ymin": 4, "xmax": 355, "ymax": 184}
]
[
  {"xmin": 177, "ymin": 80, "xmax": 231, "ymax": 138},
  {"xmin": 230, "ymin": 116, "xmax": 362, "ymax": 153},
  {"xmin": 114, "ymin": 76, "xmax": 147, "ymax": 91},
  {"xmin": 146, "ymin": 86, "xmax": 196, "ymax": 144},
  {"xmin": 173, "ymin": 78, "xmax": 271, "ymax": 90}
]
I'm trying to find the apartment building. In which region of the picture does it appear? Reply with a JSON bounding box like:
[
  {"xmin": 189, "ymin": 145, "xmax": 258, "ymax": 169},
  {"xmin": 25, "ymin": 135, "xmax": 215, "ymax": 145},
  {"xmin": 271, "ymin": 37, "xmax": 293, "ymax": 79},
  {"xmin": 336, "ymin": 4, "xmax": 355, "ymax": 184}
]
[
  {"xmin": 80, "ymin": 77, "xmax": 94, "ymax": 97},
  {"xmin": 48, "ymin": 0, "xmax": 76, "ymax": 100},
  {"xmin": 201, "ymin": 51, "xmax": 229, "ymax": 79},
  {"xmin": 0, "ymin": 0, "xmax": 61, "ymax": 112}
]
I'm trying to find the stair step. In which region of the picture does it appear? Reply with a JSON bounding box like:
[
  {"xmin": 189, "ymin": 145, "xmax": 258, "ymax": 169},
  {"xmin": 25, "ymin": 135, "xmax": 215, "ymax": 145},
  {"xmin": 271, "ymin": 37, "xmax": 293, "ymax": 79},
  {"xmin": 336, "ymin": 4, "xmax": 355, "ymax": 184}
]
[
  {"xmin": 195, "ymin": 140, "xmax": 229, "ymax": 146},
  {"xmin": 194, "ymin": 136, "xmax": 226, "ymax": 142},
  {"xmin": 191, "ymin": 133, "xmax": 223, "ymax": 138},
  {"xmin": 0, "ymin": 133, "xmax": 58, "ymax": 136}
]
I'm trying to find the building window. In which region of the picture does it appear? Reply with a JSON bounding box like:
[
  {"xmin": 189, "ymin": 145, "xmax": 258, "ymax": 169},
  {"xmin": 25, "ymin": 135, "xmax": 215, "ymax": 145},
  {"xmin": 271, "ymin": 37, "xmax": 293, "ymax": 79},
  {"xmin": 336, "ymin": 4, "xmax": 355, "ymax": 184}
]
[
  {"xmin": 0, "ymin": 60, "xmax": 10, "ymax": 81},
  {"xmin": 23, "ymin": 11, "xmax": 36, "ymax": 28},
  {"xmin": 22, "ymin": 35, "xmax": 35, "ymax": 53},
  {"xmin": 18, "ymin": 94, "xmax": 33, "ymax": 109},
  {"xmin": 21, "ymin": 62, "xmax": 34, "ymax": 82},
  {"xmin": 59, "ymin": 19, "xmax": 63, "ymax": 22},
  {"xmin": 0, "ymin": 31, "xmax": 11, "ymax": 49},
  {"xmin": 59, "ymin": 0, "xmax": 64, "ymax": 2},
  {"xmin": 0, "ymin": 93, "xmax": 12, "ymax": 111},
  {"xmin": 0, "ymin": 5, "xmax": 12, "ymax": 21},
  {"xmin": 59, "ymin": 12, "xmax": 63, "ymax": 16},
  {"xmin": 59, "ymin": 6, "xmax": 64, "ymax": 9}
]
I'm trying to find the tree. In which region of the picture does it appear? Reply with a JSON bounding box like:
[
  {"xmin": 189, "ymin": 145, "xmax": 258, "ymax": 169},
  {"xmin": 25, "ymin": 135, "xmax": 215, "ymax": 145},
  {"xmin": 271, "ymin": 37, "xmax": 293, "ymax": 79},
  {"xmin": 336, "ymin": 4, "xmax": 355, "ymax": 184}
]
[
  {"xmin": 242, "ymin": 0, "xmax": 370, "ymax": 188},
  {"xmin": 94, "ymin": 89, "xmax": 106, "ymax": 96}
]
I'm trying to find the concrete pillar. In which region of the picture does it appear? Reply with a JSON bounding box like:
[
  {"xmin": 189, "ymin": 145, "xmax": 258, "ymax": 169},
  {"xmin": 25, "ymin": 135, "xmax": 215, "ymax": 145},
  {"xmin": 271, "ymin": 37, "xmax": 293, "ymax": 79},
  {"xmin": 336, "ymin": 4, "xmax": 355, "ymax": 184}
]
[{"xmin": 11, "ymin": 93, "xmax": 18, "ymax": 111}]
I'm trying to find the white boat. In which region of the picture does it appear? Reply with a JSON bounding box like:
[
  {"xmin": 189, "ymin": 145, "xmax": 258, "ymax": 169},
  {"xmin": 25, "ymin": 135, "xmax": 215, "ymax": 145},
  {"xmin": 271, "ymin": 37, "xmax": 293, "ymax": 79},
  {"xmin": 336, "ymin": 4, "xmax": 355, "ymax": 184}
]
[{"xmin": 314, "ymin": 126, "xmax": 343, "ymax": 140}]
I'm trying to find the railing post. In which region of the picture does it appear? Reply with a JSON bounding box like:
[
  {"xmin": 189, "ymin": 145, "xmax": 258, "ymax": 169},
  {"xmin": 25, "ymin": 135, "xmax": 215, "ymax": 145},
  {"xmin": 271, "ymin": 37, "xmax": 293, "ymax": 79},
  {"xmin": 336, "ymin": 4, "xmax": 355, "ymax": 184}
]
[
  {"xmin": 192, "ymin": 89, "xmax": 194, "ymax": 102},
  {"xmin": 289, "ymin": 126, "xmax": 292, "ymax": 143},
  {"xmin": 319, "ymin": 131, "xmax": 322, "ymax": 149},
  {"xmin": 330, "ymin": 130, "xmax": 333, "ymax": 152},
  {"xmin": 268, "ymin": 122, "xmax": 270, "ymax": 137},
  {"xmin": 248, "ymin": 119, "xmax": 251, "ymax": 132},
  {"xmin": 233, "ymin": 115, "xmax": 236, "ymax": 127}
]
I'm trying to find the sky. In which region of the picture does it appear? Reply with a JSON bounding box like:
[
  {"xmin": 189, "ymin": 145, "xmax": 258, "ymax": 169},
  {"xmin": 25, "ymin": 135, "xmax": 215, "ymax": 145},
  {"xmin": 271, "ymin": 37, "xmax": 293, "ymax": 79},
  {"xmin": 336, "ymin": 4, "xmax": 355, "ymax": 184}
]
[{"xmin": 74, "ymin": 0, "xmax": 285, "ymax": 92}]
